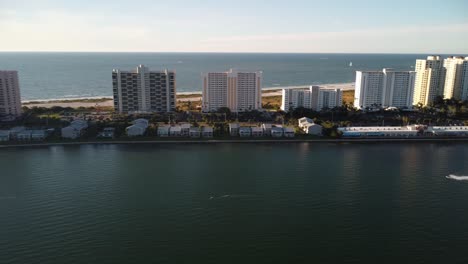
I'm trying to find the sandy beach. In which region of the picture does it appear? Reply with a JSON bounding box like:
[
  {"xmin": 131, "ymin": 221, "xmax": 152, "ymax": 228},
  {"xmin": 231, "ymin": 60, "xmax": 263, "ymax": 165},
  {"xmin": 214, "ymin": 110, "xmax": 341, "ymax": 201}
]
[{"xmin": 22, "ymin": 83, "xmax": 354, "ymax": 108}]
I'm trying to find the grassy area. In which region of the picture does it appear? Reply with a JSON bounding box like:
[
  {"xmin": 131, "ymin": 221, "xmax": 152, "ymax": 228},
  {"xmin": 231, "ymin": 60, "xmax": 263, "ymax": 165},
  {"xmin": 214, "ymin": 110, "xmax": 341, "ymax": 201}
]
[{"xmin": 342, "ymin": 90, "xmax": 354, "ymax": 105}]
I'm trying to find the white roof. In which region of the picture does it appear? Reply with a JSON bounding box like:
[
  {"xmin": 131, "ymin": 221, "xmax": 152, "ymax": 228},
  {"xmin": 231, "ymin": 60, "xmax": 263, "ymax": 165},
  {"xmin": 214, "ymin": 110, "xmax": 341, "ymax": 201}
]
[
  {"xmin": 158, "ymin": 125, "xmax": 170, "ymax": 131},
  {"xmin": 170, "ymin": 126, "xmax": 182, "ymax": 132},
  {"xmin": 338, "ymin": 126, "xmax": 418, "ymax": 133},
  {"xmin": 202, "ymin": 126, "xmax": 213, "ymax": 132},
  {"xmin": 430, "ymin": 126, "xmax": 468, "ymax": 132},
  {"xmin": 251, "ymin": 127, "xmax": 263, "ymax": 132},
  {"xmin": 262, "ymin": 123, "xmax": 272, "ymax": 128}
]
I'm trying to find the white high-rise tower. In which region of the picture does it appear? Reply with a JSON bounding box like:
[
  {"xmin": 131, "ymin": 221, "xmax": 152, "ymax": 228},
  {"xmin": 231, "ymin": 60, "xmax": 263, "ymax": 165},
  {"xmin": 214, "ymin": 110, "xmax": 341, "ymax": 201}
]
[
  {"xmin": 442, "ymin": 56, "xmax": 468, "ymax": 100},
  {"xmin": 412, "ymin": 56, "xmax": 444, "ymax": 106}
]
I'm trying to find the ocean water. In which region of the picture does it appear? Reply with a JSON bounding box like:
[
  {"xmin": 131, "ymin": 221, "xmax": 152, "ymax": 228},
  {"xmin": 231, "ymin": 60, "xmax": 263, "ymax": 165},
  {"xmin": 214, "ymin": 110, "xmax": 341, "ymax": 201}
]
[
  {"xmin": 1, "ymin": 143, "xmax": 468, "ymax": 263},
  {"xmin": 0, "ymin": 52, "xmax": 429, "ymax": 101}
]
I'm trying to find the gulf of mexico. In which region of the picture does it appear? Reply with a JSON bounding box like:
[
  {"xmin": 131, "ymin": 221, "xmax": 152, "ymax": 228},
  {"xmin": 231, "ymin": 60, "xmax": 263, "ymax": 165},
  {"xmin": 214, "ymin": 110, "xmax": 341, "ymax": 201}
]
[{"xmin": 0, "ymin": 52, "xmax": 428, "ymax": 101}]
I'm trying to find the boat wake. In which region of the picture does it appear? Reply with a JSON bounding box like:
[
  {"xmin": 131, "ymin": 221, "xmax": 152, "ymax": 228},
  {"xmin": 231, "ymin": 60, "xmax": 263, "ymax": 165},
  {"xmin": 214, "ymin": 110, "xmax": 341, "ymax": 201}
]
[{"xmin": 446, "ymin": 174, "xmax": 468, "ymax": 181}]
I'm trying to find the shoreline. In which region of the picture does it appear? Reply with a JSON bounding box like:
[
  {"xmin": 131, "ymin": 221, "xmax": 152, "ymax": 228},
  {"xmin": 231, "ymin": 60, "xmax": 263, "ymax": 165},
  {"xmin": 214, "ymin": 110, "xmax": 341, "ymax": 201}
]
[
  {"xmin": 21, "ymin": 82, "xmax": 355, "ymax": 105},
  {"xmin": 1, "ymin": 137, "xmax": 468, "ymax": 149}
]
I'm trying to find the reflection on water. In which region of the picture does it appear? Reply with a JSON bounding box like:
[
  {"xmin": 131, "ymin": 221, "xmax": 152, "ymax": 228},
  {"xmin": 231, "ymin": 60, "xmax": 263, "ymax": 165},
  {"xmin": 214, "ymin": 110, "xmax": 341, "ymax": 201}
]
[{"xmin": 1, "ymin": 143, "xmax": 468, "ymax": 264}]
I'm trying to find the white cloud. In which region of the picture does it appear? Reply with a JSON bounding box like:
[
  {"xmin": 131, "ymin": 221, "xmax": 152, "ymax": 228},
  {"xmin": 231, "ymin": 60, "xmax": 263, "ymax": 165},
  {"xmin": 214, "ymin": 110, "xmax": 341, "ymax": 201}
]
[{"xmin": 0, "ymin": 9, "xmax": 467, "ymax": 54}]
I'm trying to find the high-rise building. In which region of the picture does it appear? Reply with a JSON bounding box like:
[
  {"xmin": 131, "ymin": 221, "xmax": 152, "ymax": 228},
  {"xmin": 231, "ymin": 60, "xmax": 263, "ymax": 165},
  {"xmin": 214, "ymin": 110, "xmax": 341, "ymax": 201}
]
[
  {"xmin": 354, "ymin": 68, "xmax": 415, "ymax": 109},
  {"xmin": 281, "ymin": 86, "xmax": 342, "ymax": 112},
  {"xmin": 442, "ymin": 56, "xmax": 468, "ymax": 100},
  {"xmin": 112, "ymin": 65, "xmax": 176, "ymax": 113},
  {"xmin": 412, "ymin": 56, "xmax": 444, "ymax": 106},
  {"xmin": 202, "ymin": 69, "xmax": 262, "ymax": 112},
  {"xmin": 0, "ymin": 71, "xmax": 22, "ymax": 117}
]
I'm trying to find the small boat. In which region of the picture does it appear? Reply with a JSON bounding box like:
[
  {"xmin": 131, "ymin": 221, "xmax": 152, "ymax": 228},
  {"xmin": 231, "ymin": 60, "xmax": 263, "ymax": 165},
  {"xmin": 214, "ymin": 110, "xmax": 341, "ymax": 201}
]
[{"xmin": 349, "ymin": 62, "xmax": 353, "ymax": 67}]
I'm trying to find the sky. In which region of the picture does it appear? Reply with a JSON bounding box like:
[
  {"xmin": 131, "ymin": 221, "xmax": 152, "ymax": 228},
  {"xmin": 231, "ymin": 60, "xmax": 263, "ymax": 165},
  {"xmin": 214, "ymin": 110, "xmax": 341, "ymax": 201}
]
[{"xmin": 0, "ymin": 0, "xmax": 467, "ymax": 53}]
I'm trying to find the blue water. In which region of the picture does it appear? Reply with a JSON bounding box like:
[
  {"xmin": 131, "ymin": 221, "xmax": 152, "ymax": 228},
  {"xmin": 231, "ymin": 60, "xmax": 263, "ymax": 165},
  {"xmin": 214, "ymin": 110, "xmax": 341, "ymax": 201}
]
[
  {"xmin": 0, "ymin": 52, "xmax": 434, "ymax": 100},
  {"xmin": 1, "ymin": 143, "xmax": 468, "ymax": 263}
]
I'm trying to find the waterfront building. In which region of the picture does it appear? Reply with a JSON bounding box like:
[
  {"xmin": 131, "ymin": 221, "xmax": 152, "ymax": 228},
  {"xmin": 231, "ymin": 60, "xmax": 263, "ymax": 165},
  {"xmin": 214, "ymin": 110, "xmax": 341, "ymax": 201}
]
[
  {"xmin": 281, "ymin": 86, "xmax": 342, "ymax": 112},
  {"xmin": 442, "ymin": 56, "xmax": 468, "ymax": 100},
  {"xmin": 61, "ymin": 120, "xmax": 88, "ymax": 139},
  {"xmin": 283, "ymin": 127, "xmax": 295, "ymax": 138},
  {"xmin": 180, "ymin": 123, "xmax": 191, "ymax": 137},
  {"xmin": 98, "ymin": 128, "xmax": 115, "ymax": 139},
  {"xmin": 229, "ymin": 123, "xmax": 240, "ymax": 136},
  {"xmin": 270, "ymin": 127, "xmax": 284, "ymax": 138},
  {"xmin": 427, "ymin": 126, "xmax": 468, "ymax": 136},
  {"xmin": 126, "ymin": 119, "xmax": 149, "ymax": 137},
  {"xmin": 338, "ymin": 126, "xmax": 420, "ymax": 138},
  {"xmin": 189, "ymin": 127, "xmax": 201, "ymax": 138},
  {"xmin": 261, "ymin": 123, "xmax": 272, "ymax": 135},
  {"xmin": 0, "ymin": 130, "xmax": 10, "ymax": 141},
  {"xmin": 112, "ymin": 65, "xmax": 176, "ymax": 114},
  {"xmin": 251, "ymin": 127, "xmax": 263, "ymax": 137},
  {"xmin": 202, "ymin": 69, "xmax": 262, "ymax": 112},
  {"xmin": 0, "ymin": 71, "xmax": 22, "ymax": 117},
  {"xmin": 239, "ymin": 127, "xmax": 252, "ymax": 137},
  {"xmin": 169, "ymin": 126, "xmax": 182, "ymax": 137},
  {"xmin": 354, "ymin": 68, "xmax": 415, "ymax": 109},
  {"xmin": 157, "ymin": 125, "xmax": 170, "ymax": 137},
  {"xmin": 201, "ymin": 126, "xmax": 214, "ymax": 138},
  {"xmin": 412, "ymin": 56, "xmax": 444, "ymax": 106},
  {"xmin": 298, "ymin": 117, "xmax": 322, "ymax": 135}
]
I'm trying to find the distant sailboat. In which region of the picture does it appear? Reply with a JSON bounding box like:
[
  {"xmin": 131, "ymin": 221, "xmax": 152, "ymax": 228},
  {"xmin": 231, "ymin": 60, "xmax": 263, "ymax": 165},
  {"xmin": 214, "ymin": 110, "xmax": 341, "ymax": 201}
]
[{"xmin": 349, "ymin": 62, "xmax": 353, "ymax": 67}]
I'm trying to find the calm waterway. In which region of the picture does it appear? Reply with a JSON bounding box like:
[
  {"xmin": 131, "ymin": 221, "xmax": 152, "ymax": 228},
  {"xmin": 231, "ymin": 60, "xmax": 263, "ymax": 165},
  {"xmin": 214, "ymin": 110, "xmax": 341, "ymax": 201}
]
[{"xmin": 1, "ymin": 143, "xmax": 468, "ymax": 263}]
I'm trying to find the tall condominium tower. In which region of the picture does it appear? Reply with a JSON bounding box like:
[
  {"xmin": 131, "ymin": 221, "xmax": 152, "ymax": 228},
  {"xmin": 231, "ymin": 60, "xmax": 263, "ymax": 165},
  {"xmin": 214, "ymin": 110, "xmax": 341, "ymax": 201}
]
[
  {"xmin": 442, "ymin": 56, "xmax": 468, "ymax": 100},
  {"xmin": 0, "ymin": 71, "xmax": 22, "ymax": 117},
  {"xmin": 281, "ymin": 86, "xmax": 342, "ymax": 112},
  {"xmin": 112, "ymin": 65, "xmax": 176, "ymax": 113},
  {"xmin": 412, "ymin": 56, "xmax": 444, "ymax": 106},
  {"xmin": 202, "ymin": 69, "xmax": 262, "ymax": 112},
  {"xmin": 354, "ymin": 68, "xmax": 415, "ymax": 109}
]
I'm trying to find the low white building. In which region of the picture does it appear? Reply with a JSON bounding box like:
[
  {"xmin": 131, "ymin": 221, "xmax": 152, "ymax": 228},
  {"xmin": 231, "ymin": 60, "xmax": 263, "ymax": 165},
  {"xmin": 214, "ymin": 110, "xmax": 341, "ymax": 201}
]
[
  {"xmin": 170, "ymin": 126, "xmax": 182, "ymax": 137},
  {"xmin": 338, "ymin": 126, "xmax": 420, "ymax": 138},
  {"xmin": 284, "ymin": 127, "xmax": 295, "ymax": 138},
  {"xmin": 158, "ymin": 125, "xmax": 170, "ymax": 137},
  {"xmin": 98, "ymin": 128, "xmax": 115, "ymax": 138},
  {"xmin": 201, "ymin": 126, "xmax": 213, "ymax": 138},
  {"xmin": 298, "ymin": 117, "xmax": 322, "ymax": 135},
  {"xmin": 298, "ymin": 117, "xmax": 313, "ymax": 129},
  {"xmin": 427, "ymin": 126, "xmax": 468, "ymax": 136},
  {"xmin": 189, "ymin": 127, "xmax": 201, "ymax": 138},
  {"xmin": 239, "ymin": 127, "xmax": 251, "ymax": 137},
  {"xmin": 16, "ymin": 130, "xmax": 32, "ymax": 141},
  {"xmin": 229, "ymin": 123, "xmax": 239, "ymax": 136},
  {"xmin": 251, "ymin": 127, "xmax": 263, "ymax": 137},
  {"xmin": 262, "ymin": 123, "xmax": 272, "ymax": 135},
  {"xmin": 0, "ymin": 130, "xmax": 10, "ymax": 141},
  {"xmin": 62, "ymin": 120, "xmax": 88, "ymax": 139},
  {"xmin": 31, "ymin": 130, "xmax": 47, "ymax": 141},
  {"xmin": 9, "ymin": 126, "xmax": 25, "ymax": 139},
  {"xmin": 180, "ymin": 123, "xmax": 191, "ymax": 136},
  {"xmin": 271, "ymin": 127, "xmax": 284, "ymax": 138},
  {"xmin": 304, "ymin": 123, "xmax": 322, "ymax": 136},
  {"xmin": 126, "ymin": 119, "xmax": 149, "ymax": 137}
]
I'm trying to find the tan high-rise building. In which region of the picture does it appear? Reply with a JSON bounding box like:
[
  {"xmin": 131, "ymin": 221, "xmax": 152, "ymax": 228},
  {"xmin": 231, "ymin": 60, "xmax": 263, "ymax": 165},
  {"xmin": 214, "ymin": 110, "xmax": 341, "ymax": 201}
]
[
  {"xmin": 412, "ymin": 56, "xmax": 444, "ymax": 106},
  {"xmin": 442, "ymin": 56, "xmax": 468, "ymax": 100},
  {"xmin": 202, "ymin": 69, "xmax": 262, "ymax": 112},
  {"xmin": 0, "ymin": 71, "xmax": 22, "ymax": 117}
]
